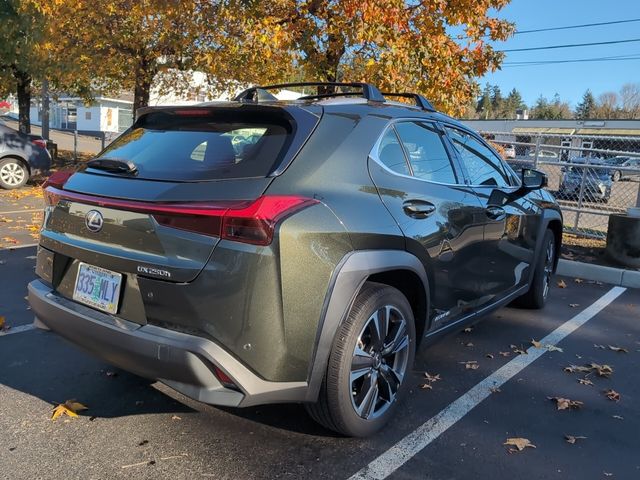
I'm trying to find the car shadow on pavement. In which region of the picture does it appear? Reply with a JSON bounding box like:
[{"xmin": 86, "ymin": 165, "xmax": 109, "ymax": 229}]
[{"xmin": 0, "ymin": 329, "xmax": 196, "ymax": 419}]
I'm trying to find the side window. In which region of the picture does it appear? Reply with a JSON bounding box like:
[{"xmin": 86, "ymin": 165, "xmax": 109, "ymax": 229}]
[
  {"xmin": 394, "ymin": 122, "xmax": 458, "ymax": 184},
  {"xmin": 377, "ymin": 128, "xmax": 411, "ymax": 176},
  {"xmin": 446, "ymin": 127, "xmax": 512, "ymax": 187}
]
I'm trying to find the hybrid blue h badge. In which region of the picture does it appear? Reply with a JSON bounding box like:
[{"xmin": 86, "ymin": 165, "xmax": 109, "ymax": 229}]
[{"xmin": 85, "ymin": 210, "xmax": 104, "ymax": 233}]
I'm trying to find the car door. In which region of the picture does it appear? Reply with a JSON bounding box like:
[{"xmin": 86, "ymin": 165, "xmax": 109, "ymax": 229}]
[
  {"xmin": 443, "ymin": 125, "xmax": 541, "ymax": 301},
  {"xmin": 368, "ymin": 120, "xmax": 489, "ymax": 326}
]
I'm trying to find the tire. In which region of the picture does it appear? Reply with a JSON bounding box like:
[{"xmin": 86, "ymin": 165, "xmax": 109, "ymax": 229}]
[
  {"xmin": 612, "ymin": 170, "xmax": 621, "ymax": 182},
  {"xmin": 515, "ymin": 229, "xmax": 555, "ymax": 309},
  {"xmin": 0, "ymin": 157, "xmax": 29, "ymax": 189},
  {"xmin": 306, "ymin": 282, "xmax": 416, "ymax": 437}
]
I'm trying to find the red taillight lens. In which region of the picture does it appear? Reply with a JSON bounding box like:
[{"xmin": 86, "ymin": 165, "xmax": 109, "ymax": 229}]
[
  {"xmin": 32, "ymin": 138, "xmax": 47, "ymax": 149},
  {"xmin": 43, "ymin": 171, "xmax": 75, "ymax": 206},
  {"xmin": 44, "ymin": 188, "xmax": 318, "ymax": 246},
  {"xmin": 222, "ymin": 196, "xmax": 318, "ymax": 246}
]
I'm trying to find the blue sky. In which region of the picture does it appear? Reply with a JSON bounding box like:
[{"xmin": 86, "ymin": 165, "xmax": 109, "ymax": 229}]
[{"xmin": 481, "ymin": 0, "xmax": 640, "ymax": 107}]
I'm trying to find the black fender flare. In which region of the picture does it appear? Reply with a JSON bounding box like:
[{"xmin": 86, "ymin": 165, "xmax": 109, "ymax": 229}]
[{"xmin": 305, "ymin": 249, "xmax": 429, "ymax": 402}]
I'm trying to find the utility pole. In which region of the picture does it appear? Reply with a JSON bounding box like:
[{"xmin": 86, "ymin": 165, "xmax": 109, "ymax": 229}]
[{"xmin": 41, "ymin": 79, "xmax": 50, "ymax": 141}]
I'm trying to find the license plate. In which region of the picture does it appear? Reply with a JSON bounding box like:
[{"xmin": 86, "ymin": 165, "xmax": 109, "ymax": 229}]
[{"xmin": 72, "ymin": 263, "xmax": 122, "ymax": 314}]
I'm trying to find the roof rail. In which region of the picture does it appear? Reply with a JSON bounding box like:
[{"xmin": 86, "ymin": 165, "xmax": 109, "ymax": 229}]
[
  {"xmin": 233, "ymin": 82, "xmax": 386, "ymax": 103},
  {"xmin": 381, "ymin": 92, "xmax": 436, "ymax": 112}
]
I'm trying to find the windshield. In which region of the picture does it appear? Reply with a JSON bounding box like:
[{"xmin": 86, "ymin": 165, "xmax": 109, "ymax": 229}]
[
  {"xmin": 567, "ymin": 166, "xmax": 609, "ymax": 177},
  {"xmin": 98, "ymin": 110, "xmax": 294, "ymax": 181}
]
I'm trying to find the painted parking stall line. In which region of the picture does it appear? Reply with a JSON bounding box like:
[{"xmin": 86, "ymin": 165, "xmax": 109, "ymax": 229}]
[
  {"xmin": 349, "ymin": 286, "xmax": 627, "ymax": 480},
  {"xmin": 0, "ymin": 324, "xmax": 36, "ymax": 337}
]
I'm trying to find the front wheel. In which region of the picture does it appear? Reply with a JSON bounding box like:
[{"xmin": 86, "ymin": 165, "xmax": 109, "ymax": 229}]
[
  {"xmin": 0, "ymin": 158, "xmax": 29, "ymax": 189},
  {"xmin": 515, "ymin": 229, "xmax": 556, "ymax": 309},
  {"xmin": 612, "ymin": 170, "xmax": 621, "ymax": 182},
  {"xmin": 306, "ymin": 282, "xmax": 416, "ymax": 437}
]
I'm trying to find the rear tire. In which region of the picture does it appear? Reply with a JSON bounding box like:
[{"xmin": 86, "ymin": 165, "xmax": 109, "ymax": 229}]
[
  {"xmin": 612, "ymin": 170, "xmax": 621, "ymax": 182},
  {"xmin": 0, "ymin": 157, "xmax": 29, "ymax": 189},
  {"xmin": 515, "ymin": 229, "xmax": 555, "ymax": 309},
  {"xmin": 306, "ymin": 282, "xmax": 416, "ymax": 437}
]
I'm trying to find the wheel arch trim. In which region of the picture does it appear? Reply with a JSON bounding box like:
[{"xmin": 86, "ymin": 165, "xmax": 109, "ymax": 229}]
[{"xmin": 305, "ymin": 249, "xmax": 429, "ymax": 402}]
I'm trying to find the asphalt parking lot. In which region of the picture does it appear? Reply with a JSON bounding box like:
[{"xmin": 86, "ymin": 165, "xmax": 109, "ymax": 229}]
[{"xmin": 1, "ymin": 247, "xmax": 638, "ymax": 479}]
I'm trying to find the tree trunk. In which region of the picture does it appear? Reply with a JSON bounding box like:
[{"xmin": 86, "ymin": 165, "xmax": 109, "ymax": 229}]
[
  {"xmin": 14, "ymin": 70, "xmax": 32, "ymax": 134},
  {"xmin": 132, "ymin": 58, "xmax": 156, "ymax": 119}
]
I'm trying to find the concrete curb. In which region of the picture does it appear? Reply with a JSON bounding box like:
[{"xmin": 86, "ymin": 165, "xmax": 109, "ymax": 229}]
[{"xmin": 557, "ymin": 259, "xmax": 640, "ymax": 288}]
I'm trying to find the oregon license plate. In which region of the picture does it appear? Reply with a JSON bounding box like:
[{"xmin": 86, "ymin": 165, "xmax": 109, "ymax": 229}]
[{"xmin": 72, "ymin": 263, "xmax": 122, "ymax": 314}]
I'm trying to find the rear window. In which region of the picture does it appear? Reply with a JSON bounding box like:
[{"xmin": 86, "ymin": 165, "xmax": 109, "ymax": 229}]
[{"xmin": 97, "ymin": 109, "xmax": 295, "ymax": 181}]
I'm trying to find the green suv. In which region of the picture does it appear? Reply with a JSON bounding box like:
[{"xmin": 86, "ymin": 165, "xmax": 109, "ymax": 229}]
[{"xmin": 28, "ymin": 82, "xmax": 562, "ymax": 437}]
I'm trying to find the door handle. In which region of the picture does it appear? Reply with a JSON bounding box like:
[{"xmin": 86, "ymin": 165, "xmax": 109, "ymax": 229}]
[
  {"xmin": 403, "ymin": 200, "xmax": 436, "ymax": 219},
  {"xmin": 485, "ymin": 206, "xmax": 506, "ymax": 221}
]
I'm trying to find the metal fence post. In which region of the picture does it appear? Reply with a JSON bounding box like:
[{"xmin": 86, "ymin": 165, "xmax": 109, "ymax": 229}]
[
  {"xmin": 73, "ymin": 129, "xmax": 78, "ymax": 162},
  {"xmin": 533, "ymin": 135, "xmax": 541, "ymax": 169},
  {"xmin": 101, "ymin": 131, "xmax": 106, "ymax": 151},
  {"xmin": 574, "ymin": 164, "xmax": 589, "ymax": 231}
]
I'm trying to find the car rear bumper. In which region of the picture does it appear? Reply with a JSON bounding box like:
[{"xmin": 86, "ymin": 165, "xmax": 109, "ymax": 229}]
[{"xmin": 28, "ymin": 279, "xmax": 308, "ymax": 407}]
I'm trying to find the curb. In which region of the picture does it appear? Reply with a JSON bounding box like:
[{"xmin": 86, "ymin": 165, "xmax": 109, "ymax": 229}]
[{"xmin": 557, "ymin": 259, "xmax": 640, "ymax": 288}]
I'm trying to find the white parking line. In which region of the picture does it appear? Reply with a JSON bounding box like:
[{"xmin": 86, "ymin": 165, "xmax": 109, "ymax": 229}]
[
  {"xmin": 349, "ymin": 286, "xmax": 627, "ymax": 480},
  {"xmin": 0, "ymin": 209, "xmax": 43, "ymax": 215},
  {"xmin": 0, "ymin": 324, "xmax": 36, "ymax": 337},
  {"xmin": 0, "ymin": 242, "xmax": 38, "ymax": 250}
]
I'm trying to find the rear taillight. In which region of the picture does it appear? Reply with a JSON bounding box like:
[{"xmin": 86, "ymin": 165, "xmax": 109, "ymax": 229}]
[
  {"xmin": 42, "ymin": 187, "xmax": 318, "ymax": 246},
  {"xmin": 154, "ymin": 195, "xmax": 317, "ymax": 245},
  {"xmin": 31, "ymin": 138, "xmax": 47, "ymax": 150},
  {"xmin": 43, "ymin": 171, "xmax": 75, "ymax": 206},
  {"xmin": 212, "ymin": 365, "xmax": 238, "ymax": 390}
]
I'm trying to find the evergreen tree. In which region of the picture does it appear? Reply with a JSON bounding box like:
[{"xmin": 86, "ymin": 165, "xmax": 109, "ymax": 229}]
[{"xmin": 575, "ymin": 90, "xmax": 596, "ymax": 119}]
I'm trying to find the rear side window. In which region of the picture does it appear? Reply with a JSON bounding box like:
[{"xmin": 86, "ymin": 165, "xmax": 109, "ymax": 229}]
[
  {"xmin": 98, "ymin": 109, "xmax": 295, "ymax": 181},
  {"xmin": 377, "ymin": 128, "xmax": 411, "ymax": 176}
]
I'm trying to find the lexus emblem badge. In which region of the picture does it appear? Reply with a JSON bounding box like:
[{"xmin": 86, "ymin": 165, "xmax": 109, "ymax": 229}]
[{"xmin": 85, "ymin": 210, "xmax": 104, "ymax": 233}]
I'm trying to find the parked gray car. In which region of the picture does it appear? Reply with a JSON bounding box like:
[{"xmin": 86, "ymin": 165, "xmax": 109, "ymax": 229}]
[
  {"xmin": 28, "ymin": 82, "xmax": 562, "ymax": 436},
  {"xmin": 558, "ymin": 158, "xmax": 613, "ymax": 203},
  {"xmin": 0, "ymin": 121, "xmax": 51, "ymax": 189}
]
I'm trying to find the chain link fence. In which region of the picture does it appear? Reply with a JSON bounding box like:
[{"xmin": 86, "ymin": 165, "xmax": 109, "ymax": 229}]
[{"xmin": 483, "ymin": 131, "xmax": 640, "ymax": 239}]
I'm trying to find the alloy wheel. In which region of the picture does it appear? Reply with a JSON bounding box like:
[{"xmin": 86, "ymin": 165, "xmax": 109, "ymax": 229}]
[
  {"xmin": 350, "ymin": 305, "xmax": 410, "ymax": 420},
  {"xmin": 0, "ymin": 161, "xmax": 26, "ymax": 187}
]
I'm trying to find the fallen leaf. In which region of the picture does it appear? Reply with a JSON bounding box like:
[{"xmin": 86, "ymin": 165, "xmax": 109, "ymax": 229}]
[
  {"xmin": 608, "ymin": 345, "xmax": 628, "ymax": 353},
  {"xmin": 589, "ymin": 363, "xmax": 613, "ymax": 377},
  {"xmin": 171, "ymin": 415, "xmax": 182, "ymax": 420},
  {"xmin": 531, "ymin": 339, "xmax": 543, "ymax": 349},
  {"xmin": 604, "ymin": 389, "xmax": 620, "ymax": 402},
  {"xmin": 557, "ymin": 280, "xmax": 567, "ymax": 288},
  {"xmin": 138, "ymin": 440, "xmax": 149, "ymax": 446},
  {"xmin": 486, "ymin": 353, "xmax": 494, "ymax": 359},
  {"xmin": 612, "ymin": 415, "xmax": 624, "ymax": 420},
  {"xmin": 594, "ymin": 344, "xmax": 606, "ymax": 349},
  {"xmin": 0, "ymin": 316, "xmax": 5, "ymax": 330},
  {"xmin": 105, "ymin": 371, "xmax": 118, "ymax": 378},
  {"xmin": 503, "ymin": 437, "xmax": 536, "ymax": 452},
  {"xmin": 460, "ymin": 361, "xmax": 479, "ymax": 370},
  {"xmin": 604, "ymin": 473, "xmax": 613, "ymax": 477},
  {"xmin": 564, "ymin": 365, "xmax": 591, "ymax": 374},
  {"xmin": 499, "ymin": 351, "xmax": 511, "ymax": 357},
  {"xmin": 490, "ymin": 387, "xmax": 501, "ymax": 393},
  {"xmin": 548, "ymin": 396, "xmax": 583, "ymax": 410},
  {"xmin": 578, "ymin": 378, "xmax": 594, "ymax": 386},
  {"xmin": 569, "ymin": 303, "xmax": 579, "ymax": 308},
  {"xmin": 565, "ymin": 435, "xmax": 587, "ymax": 444},
  {"xmin": 574, "ymin": 278, "xmax": 583, "ymax": 284},
  {"xmin": 419, "ymin": 383, "xmax": 433, "ymax": 390},
  {"xmin": 546, "ymin": 344, "xmax": 563, "ymax": 352},
  {"xmin": 463, "ymin": 327, "xmax": 473, "ymax": 333},
  {"xmin": 51, "ymin": 400, "xmax": 88, "ymax": 420},
  {"xmin": 423, "ymin": 372, "xmax": 441, "ymax": 383},
  {"xmin": 464, "ymin": 342, "xmax": 474, "ymax": 347}
]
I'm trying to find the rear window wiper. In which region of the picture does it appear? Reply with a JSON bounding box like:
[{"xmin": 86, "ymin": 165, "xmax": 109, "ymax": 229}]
[{"xmin": 87, "ymin": 158, "xmax": 138, "ymax": 175}]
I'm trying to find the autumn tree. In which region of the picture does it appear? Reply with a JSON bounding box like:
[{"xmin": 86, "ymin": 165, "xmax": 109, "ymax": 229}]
[
  {"xmin": 248, "ymin": 0, "xmax": 514, "ymax": 115},
  {"xmin": 619, "ymin": 83, "xmax": 640, "ymax": 119},
  {"xmin": 0, "ymin": 0, "xmax": 48, "ymax": 133},
  {"xmin": 595, "ymin": 92, "xmax": 619, "ymax": 119}
]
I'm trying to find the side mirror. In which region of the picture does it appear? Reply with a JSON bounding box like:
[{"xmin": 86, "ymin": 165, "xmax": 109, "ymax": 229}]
[{"xmin": 521, "ymin": 168, "xmax": 547, "ymax": 190}]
